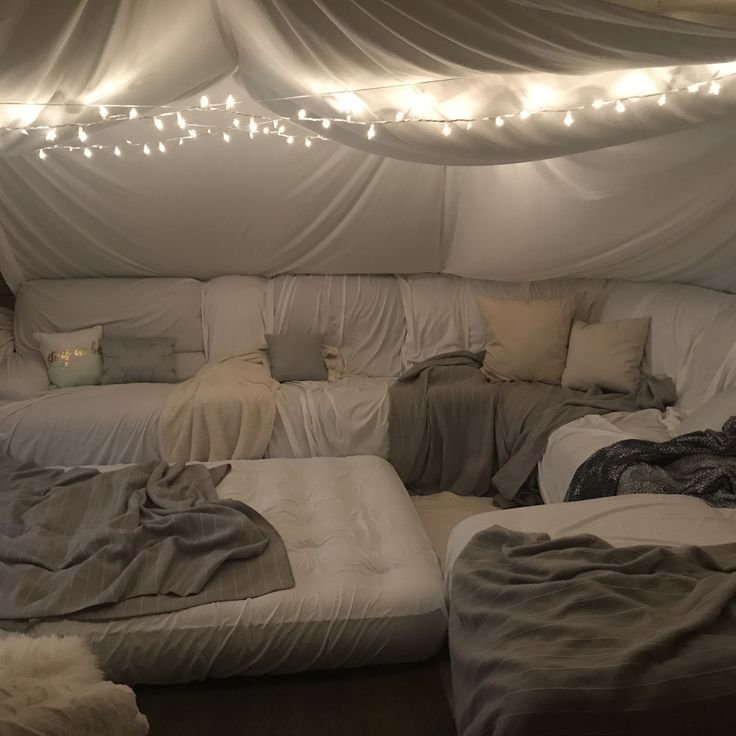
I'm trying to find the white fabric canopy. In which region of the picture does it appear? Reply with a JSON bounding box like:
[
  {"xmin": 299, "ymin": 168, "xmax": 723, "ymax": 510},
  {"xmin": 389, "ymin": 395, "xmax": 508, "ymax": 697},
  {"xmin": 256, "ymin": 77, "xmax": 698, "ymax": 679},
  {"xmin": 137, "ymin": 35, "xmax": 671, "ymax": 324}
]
[{"xmin": 2, "ymin": 1, "xmax": 736, "ymax": 292}]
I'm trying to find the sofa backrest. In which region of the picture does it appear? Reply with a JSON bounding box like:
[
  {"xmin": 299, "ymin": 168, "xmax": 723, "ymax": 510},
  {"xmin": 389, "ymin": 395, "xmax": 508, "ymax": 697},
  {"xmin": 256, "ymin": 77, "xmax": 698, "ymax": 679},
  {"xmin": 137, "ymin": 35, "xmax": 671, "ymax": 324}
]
[
  {"xmin": 589, "ymin": 281, "xmax": 736, "ymax": 409},
  {"xmin": 263, "ymin": 274, "xmax": 406, "ymax": 377},
  {"xmin": 14, "ymin": 278, "xmax": 206, "ymax": 379}
]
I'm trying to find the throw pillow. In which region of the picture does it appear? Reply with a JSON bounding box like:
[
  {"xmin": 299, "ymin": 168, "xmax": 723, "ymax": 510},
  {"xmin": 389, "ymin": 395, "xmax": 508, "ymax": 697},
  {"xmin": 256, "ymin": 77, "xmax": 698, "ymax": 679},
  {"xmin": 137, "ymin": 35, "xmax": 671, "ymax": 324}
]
[
  {"xmin": 265, "ymin": 333, "xmax": 328, "ymax": 382},
  {"xmin": 34, "ymin": 325, "xmax": 103, "ymax": 388},
  {"xmin": 673, "ymin": 387, "xmax": 736, "ymax": 436},
  {"xmin": 475, "ymin": 296, "xmax": 576, "ymax": 384},
  {"xmin": 101, "ymin": 336, "xmax": 177, "ymax": 384},
  {"xmin": 561, "ymin": 317, "xmax": 651, "ymax": 393}
]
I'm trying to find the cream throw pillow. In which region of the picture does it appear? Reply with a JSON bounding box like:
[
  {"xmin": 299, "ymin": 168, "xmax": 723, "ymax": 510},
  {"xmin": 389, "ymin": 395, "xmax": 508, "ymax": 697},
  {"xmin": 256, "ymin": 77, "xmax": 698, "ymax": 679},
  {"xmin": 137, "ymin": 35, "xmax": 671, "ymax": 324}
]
[
  {"xmin": 35, "ymin": 325, "xmax": 103, "ymax": 388},
  {"xmin": 476, "ymin": 296, "xmax": 576, "ymax": 384},
  {"xmin": 561, "ymin": 317, "xmax": 650, "ymax": 394}
]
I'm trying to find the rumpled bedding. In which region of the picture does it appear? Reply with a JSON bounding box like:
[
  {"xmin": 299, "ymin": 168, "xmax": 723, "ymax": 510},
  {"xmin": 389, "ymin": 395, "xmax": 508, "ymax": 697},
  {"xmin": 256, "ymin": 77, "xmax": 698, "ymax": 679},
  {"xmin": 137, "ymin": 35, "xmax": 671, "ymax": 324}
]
[
  {"xmin": 567, "ymin": 415, "xmax": 736, "ymax": 507},
  {"xmin": 388, "ymin": 350, "xmax": 675, "ymax": 503},
  {"xmin": 450, "ymin": 525, "xmax": 736, "ymax": 736},
  {"xmin": 0, "ymin": 454, "xmax": 294, "ymax": 628},
  {"xmin": 159, "ymin": 352, "xmax": 278, "ymax": 462}
]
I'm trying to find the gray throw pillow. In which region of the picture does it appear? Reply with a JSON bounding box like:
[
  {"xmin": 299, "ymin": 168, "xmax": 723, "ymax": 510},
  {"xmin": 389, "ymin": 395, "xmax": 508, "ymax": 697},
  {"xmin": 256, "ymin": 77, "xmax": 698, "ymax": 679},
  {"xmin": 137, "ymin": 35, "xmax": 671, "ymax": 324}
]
[
  {"xmin": 265, "ymin": 333, "xmax": 327, "ymax": 382},
  {"xmin": 101, "ymin": 336, "xmax": 177, "ymax": 384}
]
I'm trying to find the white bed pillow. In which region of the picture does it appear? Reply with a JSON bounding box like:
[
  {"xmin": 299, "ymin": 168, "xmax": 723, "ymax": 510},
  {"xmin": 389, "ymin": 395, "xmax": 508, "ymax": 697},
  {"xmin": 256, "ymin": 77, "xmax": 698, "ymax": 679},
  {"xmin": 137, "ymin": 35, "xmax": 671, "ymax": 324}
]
[
  {"xmin": 34, "ymin": 326, "xmax": 103, "ymax": 388},
  {"xmin": 475, "ymin": 296, "xmax": 576, "ymax": 384},
  {"xmin": 672, "ymin": 388, "xmax": 736, "ymax": 436},
  {"xmin": 561, "ymin": 317, "xmax": 650, "ymax": 394}
]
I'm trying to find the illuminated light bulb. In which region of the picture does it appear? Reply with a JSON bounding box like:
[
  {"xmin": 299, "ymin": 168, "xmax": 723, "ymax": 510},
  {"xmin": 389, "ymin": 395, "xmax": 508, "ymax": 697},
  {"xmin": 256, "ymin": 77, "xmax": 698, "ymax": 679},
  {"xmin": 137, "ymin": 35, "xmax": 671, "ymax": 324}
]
[
  {"xmin": 687, "ymin": 83, "xmax": 700, "ymax": 93},
  {"xmin": 709, "ymin": 80, "xmax": 721, "ymax": 95},
  {"xmin": 366, "ymin": 123, "xmax": 376, "ymax": 139},
  {"xmin": 113, "ymin": 146, "xmax": 121, "ymax": 156},
  {"xmin": 298, "ymin": 109, "xmax": 307, "ymax": 119},
  {"xmin": 176, "ymin": 112, "xmax": 186, "ymax": 128},
  {"xmin": 263, "ymin": 127, "xmax": 270, "ymax": 135},
  {"xmin": 222, "ymin": 132, "xmax": 230, "ymax": 142},
  {"xmin": 346, "ymin": 113, "xmax": 352, "ymax": 122},
  {"xmin": 442, "ymin": 122, "xmax": 451, "ymax": 136},
  {"xmin": 395, "ymin": 111, "xmax": 404, "ymax": 122},
  {"xmin": 179, "ymin": 138, "xmax": 184, "ymax": 145},
  {"xmin": 592, "ymin": 98, "xmax": 605, "ymax": 109},
  {"xmin": 272, "ymin": 120, "xmax": 278, "ymax": 129},
  {"xmin": 232, "ymin": 117, "xmax": 240, "ymax": 128},
  {"xmin": 249, "ymin": 117, "xmax": 257, "ymax": 133},
  {"xmin": 466, "ymin": 121, "xmax": 472, "ymax": 130},
  {"xmin": 38, "ymin": 149, "xmax": 47, "ymax": 160},
  {"xmin": 278, "ymin": 125, "xmax": 285, "ymax": 134},
  {"xmin": 188, "ymin": 128, "xmax": 197, "ymax": 138},
  {"xmin": 129, "ymin": 108, "xmax": 138, "ymax": 119},
  {"xmin": 495, "ymin": 116, "xmax": 504, "ymax": 127},
  {"xmin": 322, "ymin": 118, "xmax": 331, "ymax": 129},
  {"xmin": 657, "ymin": 94, "xmax": 667, "ymax": 106},
  {"xmin": 200, "ymin": 95, "xmax": 209, "ymax": 108},
  {"xmin": 154, "ymin": 116, "xmax": 164, "ymax": 130},
  {"xmin": 207, "ymin": 128, "xmax": 212, "ymax": 134},
  {"xmin": 287, "ymin": 136, "xmax": 294, "ymax": 144},
  {"xmin": 305, "ymin": 138, "xmax": 312, "ymax": 148},
  {"xmin": 143, "ymin": 143, "xmax": 151, "ymax": 156},
  {"xmin": 83, "ymin": 147, "xmax": 92, "ymax": 158},
  {"xmin": 45, "ymin": 129, "xmax": 57, "ymax": 141},
  {"xmin": 158, "ymin": 141, "xmax": 166, "ymax": 153},
  {"xmin": 78, "ymin": 127, "xmax": 88, "ymax": 142},
  {"xmin": 99, "ymin": 105, "xmax": 109, "ymax": 119},
  {"xmin": 225, "ymin": 94, "xmax": 235, "ymax": 110},
  {"xmin": 563, "ymin": 110, "xmax": 574, "ymax": 127},
  {"xmin": 519, "ymin": 109, "xmax": 530, "ymax": 119},
  {"xmin": 615, "ymin": 99, "xmax": 626, "ymax": 113},
  {"xmin": 20, "ymin": 129, "xmax": 28, "ymax": 135}
]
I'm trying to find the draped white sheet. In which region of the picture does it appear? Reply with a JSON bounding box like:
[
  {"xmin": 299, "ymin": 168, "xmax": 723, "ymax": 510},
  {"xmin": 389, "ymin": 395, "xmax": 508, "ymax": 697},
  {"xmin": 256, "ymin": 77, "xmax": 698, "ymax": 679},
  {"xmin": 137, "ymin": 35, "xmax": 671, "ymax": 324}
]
[{"xmin": 2, "ymin": 1, "xmax": 736, "ymax": 291}]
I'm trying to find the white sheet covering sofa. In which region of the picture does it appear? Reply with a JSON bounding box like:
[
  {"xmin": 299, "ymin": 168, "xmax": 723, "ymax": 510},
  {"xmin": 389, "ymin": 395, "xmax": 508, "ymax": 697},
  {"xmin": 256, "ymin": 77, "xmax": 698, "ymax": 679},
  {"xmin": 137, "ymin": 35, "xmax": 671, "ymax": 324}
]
[{"xmin": 2, "ymin": 273, "xmax": 736, "ymax": 502}]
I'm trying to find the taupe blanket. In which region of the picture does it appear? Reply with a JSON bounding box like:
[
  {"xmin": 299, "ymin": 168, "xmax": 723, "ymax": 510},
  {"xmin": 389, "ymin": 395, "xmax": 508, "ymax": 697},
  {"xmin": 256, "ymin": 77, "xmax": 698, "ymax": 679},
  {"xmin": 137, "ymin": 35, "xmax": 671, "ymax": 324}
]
[
  {"xmin": 388, "ymin": 351, "xmax": 675, "ymax": 503},
  {"xmin": 0, "ymin": 455, "xmax": 294, "ymax": 627},
  {"xmin": 450, "ymin": 526, "xmax": 736, "ymax": 736}
]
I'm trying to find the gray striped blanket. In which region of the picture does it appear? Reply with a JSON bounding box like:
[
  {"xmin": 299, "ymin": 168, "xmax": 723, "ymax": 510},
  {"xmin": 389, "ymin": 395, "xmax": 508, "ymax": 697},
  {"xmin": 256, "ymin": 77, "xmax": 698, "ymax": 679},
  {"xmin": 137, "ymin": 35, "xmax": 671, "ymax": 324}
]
[
  {"xmin": 388, "ymin": 351, "xmax": 675, "ymax": 503},
  {"xmin": 450, "ymin": 526, "xmax": 736, "ymax": 736},
  {"xmin": 0, "ymin": 455, "xmax": 294, "ymax": 627}
]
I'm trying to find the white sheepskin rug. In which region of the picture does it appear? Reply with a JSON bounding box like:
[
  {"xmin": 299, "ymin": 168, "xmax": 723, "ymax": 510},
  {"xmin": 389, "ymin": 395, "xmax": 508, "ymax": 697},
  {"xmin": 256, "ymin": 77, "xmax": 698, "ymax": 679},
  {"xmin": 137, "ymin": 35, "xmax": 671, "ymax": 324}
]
[{"xmin": 0, "ymin": 634, "xmax": 149, "ymax": 736}]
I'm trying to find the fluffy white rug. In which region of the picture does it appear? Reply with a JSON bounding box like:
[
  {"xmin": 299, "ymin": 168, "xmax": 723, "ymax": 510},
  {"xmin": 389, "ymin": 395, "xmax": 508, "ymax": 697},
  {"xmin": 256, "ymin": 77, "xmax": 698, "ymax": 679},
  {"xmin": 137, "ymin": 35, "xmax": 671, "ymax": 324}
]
[{"xmin": 0, "ymin": 634, "xmax": 148, "ymax": 736}]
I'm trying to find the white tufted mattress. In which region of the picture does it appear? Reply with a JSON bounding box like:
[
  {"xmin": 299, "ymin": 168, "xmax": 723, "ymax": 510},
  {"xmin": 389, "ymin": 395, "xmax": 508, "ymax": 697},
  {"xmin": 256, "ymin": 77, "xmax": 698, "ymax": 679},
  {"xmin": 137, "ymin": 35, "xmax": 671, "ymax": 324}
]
[{"xmin": 16, "ymin": 456, "xmax": 446, "ymax": 684}]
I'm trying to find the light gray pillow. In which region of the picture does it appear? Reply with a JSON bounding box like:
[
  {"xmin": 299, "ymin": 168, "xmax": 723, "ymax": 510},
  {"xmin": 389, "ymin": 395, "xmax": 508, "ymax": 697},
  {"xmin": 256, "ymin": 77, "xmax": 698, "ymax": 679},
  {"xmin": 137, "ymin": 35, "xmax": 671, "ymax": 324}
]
[
  {"xmin": 265, "ymin": 333, "xmax": 327, "ymax": 382},
  {"xmin": 561, "ymin": 317, "xmax": 650, "ymax": 394},
  {"xmin": 101, "ymin": 336, "xmax": 177, "ymax": 384},
  {"xmin": 673, "ymin": 388, "xmax": 736, "ymax": 436}
]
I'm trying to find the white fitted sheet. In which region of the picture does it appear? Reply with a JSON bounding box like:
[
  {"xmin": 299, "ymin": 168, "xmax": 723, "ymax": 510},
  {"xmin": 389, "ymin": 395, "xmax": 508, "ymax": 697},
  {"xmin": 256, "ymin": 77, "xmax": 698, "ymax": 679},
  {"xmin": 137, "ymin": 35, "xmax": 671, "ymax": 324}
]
[
  {"xmin": 9, "ymin": 456, "xmax": 446, "ymax": 684},
  {"xmin": 446, "ymin": 494, "xmax": 736, "ymax": 588},
  {"xmin": 538, "ymin": 408, "xmax": 680, "ymax": 504}
]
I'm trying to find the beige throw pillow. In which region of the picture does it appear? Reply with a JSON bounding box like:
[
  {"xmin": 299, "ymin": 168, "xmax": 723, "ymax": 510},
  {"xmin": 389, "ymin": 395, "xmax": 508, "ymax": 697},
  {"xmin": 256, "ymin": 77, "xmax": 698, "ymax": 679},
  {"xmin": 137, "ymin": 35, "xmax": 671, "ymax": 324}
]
[
  {"xmin": 561, "ymin": 317, "xmax": 650, "ymax": 394},
  {"xmin": 476, "ymin": 296, "xmax": 576, "ymax": 384}
]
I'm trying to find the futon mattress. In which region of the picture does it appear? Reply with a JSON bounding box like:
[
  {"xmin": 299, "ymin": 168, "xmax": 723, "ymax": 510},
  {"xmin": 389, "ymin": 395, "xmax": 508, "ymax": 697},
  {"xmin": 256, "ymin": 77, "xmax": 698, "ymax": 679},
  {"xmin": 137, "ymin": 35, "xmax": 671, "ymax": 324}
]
[{"xmin": 9, "ymin": 456, "xmax": 446, "ymax": 684}]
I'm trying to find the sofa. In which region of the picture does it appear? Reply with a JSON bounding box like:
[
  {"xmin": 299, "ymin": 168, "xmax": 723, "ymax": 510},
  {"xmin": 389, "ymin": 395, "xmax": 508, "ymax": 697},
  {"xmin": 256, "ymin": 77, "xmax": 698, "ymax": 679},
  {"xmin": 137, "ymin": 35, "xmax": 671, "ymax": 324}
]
[{"xmin": 1, "ymin": 273, "xmax": 735, "ymax": 503}]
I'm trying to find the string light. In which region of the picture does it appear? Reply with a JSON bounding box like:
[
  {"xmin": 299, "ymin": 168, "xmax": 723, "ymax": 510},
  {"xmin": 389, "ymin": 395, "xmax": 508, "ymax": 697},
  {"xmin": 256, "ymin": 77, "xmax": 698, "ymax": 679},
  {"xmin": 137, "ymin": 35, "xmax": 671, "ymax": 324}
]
[{"xmin": 15, "ymin": 66, "xmax": 736, "ymax": 163}]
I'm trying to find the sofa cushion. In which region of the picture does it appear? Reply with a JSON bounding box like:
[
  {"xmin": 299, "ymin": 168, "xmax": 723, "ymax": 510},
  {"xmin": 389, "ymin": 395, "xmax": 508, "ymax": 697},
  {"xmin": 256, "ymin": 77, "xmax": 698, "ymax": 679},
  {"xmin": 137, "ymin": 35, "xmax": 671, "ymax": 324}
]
[
  {"xmin": 672, "ymin": 387, "xmax": 736, "ymax": 436},
  {"xmin": 101, "ymin": 336, "xmax": 177, "ymax": 384},
  {"xmin": 35, "ymin": 325, "xmax": 103, "ymax": 388},
  {"xmin": 265, "ymin": 333, "xmax": 327, "ymax": 382},
  {"xmin": 14, "ymin": 278, "xmax": 205, "ymax": 379},
  {"xmin": 476, "ymin": 296, "xmax": 576, "ymax": 384},
  {"xmin": 265, "ymin": 275, "xmax": 405, "ymax": 377},
  {"xmin": 562, "ymin": 317, "xmax": 650, "ymax": 393},
  {"xmin": 0, "ymin": 384, "xmax": 170, "ymax": 465},
  {"xmin": 267, "ymin": 377, "xmax": 393, "ymax": 459}
]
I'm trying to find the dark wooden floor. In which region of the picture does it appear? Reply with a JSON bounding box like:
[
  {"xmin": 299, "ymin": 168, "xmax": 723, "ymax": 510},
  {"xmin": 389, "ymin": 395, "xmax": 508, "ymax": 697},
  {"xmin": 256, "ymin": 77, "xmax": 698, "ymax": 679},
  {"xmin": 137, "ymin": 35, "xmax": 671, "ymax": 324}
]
[{"xmin": 134, "ymin": 650, "xmax": 456, "ymax": 736}]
